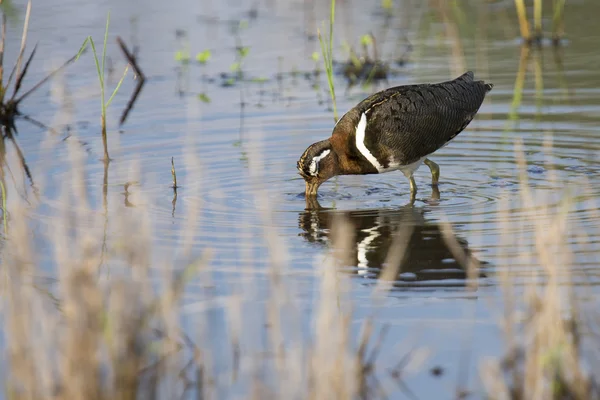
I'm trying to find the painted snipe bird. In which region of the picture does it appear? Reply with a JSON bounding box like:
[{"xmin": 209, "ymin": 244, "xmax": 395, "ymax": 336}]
[{"xmin": 297, "ymin": 71, "xmax": 493, "ymax": 199}]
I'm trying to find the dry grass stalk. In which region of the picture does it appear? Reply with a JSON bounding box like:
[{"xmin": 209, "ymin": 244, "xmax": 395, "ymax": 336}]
[
  {"xmin": 533, "ymin": 0, "xmax": 542, "ymax": 39},
  {"xmin": 478, "ymin": 139, "xmax": 598, "ymax": 399},
  {"xmin": 513, "ymin": 0, "xmax": 531, "ymax": 42},
  {"xmin": 13, "ymin": 1, "xmax": 31, "ymax": 82},
  {"xmin": 0, "ymin": 141, "xmax": 208, "ymax": 399}
]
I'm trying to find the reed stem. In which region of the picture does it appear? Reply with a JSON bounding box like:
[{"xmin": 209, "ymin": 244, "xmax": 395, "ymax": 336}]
[{"xmin": 514, "ymin": 0, "xmax": 531, "ymax": 42}]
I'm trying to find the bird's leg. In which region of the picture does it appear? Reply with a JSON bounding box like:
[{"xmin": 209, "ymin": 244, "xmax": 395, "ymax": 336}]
[
  {"xmin": 424, "ymin": 158, "xmax": 440, "ymax": 186},
  {"xmin": 409, "ymin": 175, "xmax": 417, "ymax": 201},
  {"xmin": 431, "ymin": 185, "xmax": 440, "ymax": 201}
]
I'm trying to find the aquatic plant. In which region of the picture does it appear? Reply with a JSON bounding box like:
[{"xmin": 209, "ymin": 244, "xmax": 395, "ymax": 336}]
[
  {"xmin": 318, "ymin": 0, "xmax": 337, "ymax": 122},
  {"xmin": 0, "ymin": 135, "xmax": 409, "ymax": 399},
  {"xmin": 552, "ymin": 0, "xmax": 566, "ymax": 43},
  {"xmin": 381, "ymin": 0, "xmax": 393, "ymax": 15},
  {"xmin": 175, "ymin": 50, "xmax": 190, "ymax": 63},
  {"xmin": 479, "ymin": 140, "xmax": 599, "ymax": 399},
  {"xmin": 514, "ymin": 0, "xmax": 567, "ymax": 45},
  {"xmin": 195, "ymin": 49, "xmax": 211, "ymax": 64},
  {"xmin": 77, "ymin": 11, "xmax": 129, "ymax": 163},
  {"xmin": 4, "ymin": 126, "xmax": 598, "ymax": 399},
  {"xmin": 0, "ymin": 0, "xmax": 80, "ymax": 232},
  {"xmin": 514, "ymin": 0, "xmax": 532, "ymax": 42},
  {"xmin": 341, "ymin": 33, "xmax": 389, "ymax": 87},
  {"xmin": 174, "ymin": 29, "xmax": 190, "ymax": 63}
]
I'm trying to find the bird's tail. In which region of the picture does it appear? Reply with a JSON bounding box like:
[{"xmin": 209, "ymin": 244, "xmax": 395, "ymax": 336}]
[{"xmin": 460, "ymin": 70, "xmax": 493, "ymax": 93}]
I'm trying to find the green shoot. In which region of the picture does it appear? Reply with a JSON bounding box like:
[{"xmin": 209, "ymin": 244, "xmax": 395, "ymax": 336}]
[
  {"xmin": 311, "ymin": 51, "xmax": 321, "ymax": 74},
  {"xmin": 318, "ymin": 0, "xmax": 337, "ymax": 123},
  {"xmin": 76, "ymin": 11, "xmax": 129, "ymax": 163},
  {"xmin": 175, "ymin": 50, "xmax": 190, "ymax": 63},
  {"xmin": 0, "ymin": 0, "xmax": 19, "ymax": 23},
  {"xmin": 197, "ymin": 93, "xmax": 211, "ymax": 103},
  {"xmin": 196, "ymin": 49, "xmax": 211, "ymax": 64},
  {"xmin": 360, "ymin": 34, "xmax": 373, "ymax": 60},
  {"xmin": 552, "ymin": 0, "xmax": 566, "ymax": 41},
  {"xmin": 237, "ymin": 46, "xmax": 249, "ymax": 58},
  {"xmin": 382, "ymin": 0, "xmax": 393, "ymax": 13},
  {"xmin": 533, "ymin": 0, "xmax": 542, "ymax": 38},
  {"xmin": 360, "ymin": 34, "xmax": 373, "ymax": 47},
  {"xmin": 342, "ymin": 42, "xmax": 362, "ymax": 69}
]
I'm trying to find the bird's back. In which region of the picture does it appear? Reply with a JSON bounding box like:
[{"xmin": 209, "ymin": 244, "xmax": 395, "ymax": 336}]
[{"xmin": 354, "ymin": 71, "xmax": 493, "ymax": 165}]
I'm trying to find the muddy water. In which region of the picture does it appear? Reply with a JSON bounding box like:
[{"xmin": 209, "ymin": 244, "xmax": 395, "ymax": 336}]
[{"xmin": 5, "ymin": 0, "xmax": 600, "ymax": 397}]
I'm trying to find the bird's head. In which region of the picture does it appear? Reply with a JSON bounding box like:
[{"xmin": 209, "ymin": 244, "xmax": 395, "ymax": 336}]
[{"xmin": 296, "ymin": 139, "xmax": 339, "ymax": 196}]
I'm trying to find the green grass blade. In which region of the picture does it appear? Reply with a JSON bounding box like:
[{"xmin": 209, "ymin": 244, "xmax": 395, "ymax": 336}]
[
  {"xmin": 105, "ymin": 64, "xmax": 129, "ymax": 108},
  {"xmin": 318, "ymin": 27, "xmax": 337, "ymax": 123},
  {"xmin": 329, "ymin": 0, "xmax": 335, "ymax": 53},
  {"xmin": 102, "ymin": 11, "xmax": 110, "ymax": 84},
  {"xmin": 75, "ymin": 36, "xmax": 91, "ymax": 61},
  {"xmin": 88, "ymin": 37, "xmax": 103, "ymax": 92},
  {"xmin": 552, "ymin": 0, "xmax": 566, "ymax": 37}
]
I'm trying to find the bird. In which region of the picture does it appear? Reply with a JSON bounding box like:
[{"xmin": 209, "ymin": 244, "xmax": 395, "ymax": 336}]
[{"xmin": 296, "ymin": 71, "xmax": 493, "ymax": 200}]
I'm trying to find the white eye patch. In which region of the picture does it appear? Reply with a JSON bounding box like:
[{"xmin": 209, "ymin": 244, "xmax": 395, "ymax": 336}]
[{"xmin": 309, "ymin": 149, "xmax": 330, "ymax": 176}]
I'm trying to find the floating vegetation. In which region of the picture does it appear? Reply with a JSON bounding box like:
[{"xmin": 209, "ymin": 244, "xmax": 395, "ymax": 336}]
[
  {"xmin": 220, "ymin": 21, "xmax": 251, "ymax": 87},
  {"xmin": 195, "ymin": 49, "xmax": 211, "ymax": 64},
  {"xmin": 340, "ymin": 33, "xmax": 390, "ymax": 87}
]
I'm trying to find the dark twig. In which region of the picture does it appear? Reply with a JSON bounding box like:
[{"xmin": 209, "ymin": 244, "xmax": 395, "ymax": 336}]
[
  {"xmin": 7, "ymin": 135, "xmax": 33, "ymax": 185},
  {"xmin": 366, "ymin": 324, "xmax": 389, "ymax": 366},
  {"xmin": 5, "ymin": 0, "xmax": 31, "ymax": 91},
  {"xmin": 11, "ymin": 43, "xmax": 37, "ymax": 100},
  {"xmin": 171, "ymin": 157, "xmax": 178, "ymax": 189},
  {"xmin": 389, "ymin": 349, "xmax": 419, "ymax": 400},
  {"xmin": 116, "ymin": 36, "xmax": 146, "ymax": 126},
  {"xmin": 171, "ymin": 157, "xmax": 178, "ymax": 217},
  {"xmin": 180, "ymin": 330, "xmax": 205, "ymax": 400},
  {"xmin": 15, "ymin": 54, "xmax": 78, "ymax": 105},
  {"xmin": 18, "ymin": 114, "xmax": 60, "ymax": 135}
]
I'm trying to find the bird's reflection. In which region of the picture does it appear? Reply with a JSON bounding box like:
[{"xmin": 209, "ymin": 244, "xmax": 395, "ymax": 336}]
[{"xmin": 299, "ymin": 197, "xmax": 486, "ymax": 289}]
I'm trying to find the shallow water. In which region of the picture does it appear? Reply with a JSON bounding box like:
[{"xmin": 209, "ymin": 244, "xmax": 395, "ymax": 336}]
[{"xmin": 4, "ymin": 0, "xmax": 600, "ymax": 397}]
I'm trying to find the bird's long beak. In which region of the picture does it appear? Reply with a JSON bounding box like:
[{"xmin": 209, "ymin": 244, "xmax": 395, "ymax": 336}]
[{"xmin": 305, "ymin": 181, "xmax": 321, "ymax": 197}]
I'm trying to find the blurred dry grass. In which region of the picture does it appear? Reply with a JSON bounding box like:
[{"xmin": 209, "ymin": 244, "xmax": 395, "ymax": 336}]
[
  {"xmin": 1, "ymin": 129, "xmax": 598, "ymax": 400},
  {"xmin": 0, "ymin": 133, "xmax": 417, "ymax": 399},
  {"xmin": 477, "ymin": 139, "xmax": 600, "ymax": 400}
]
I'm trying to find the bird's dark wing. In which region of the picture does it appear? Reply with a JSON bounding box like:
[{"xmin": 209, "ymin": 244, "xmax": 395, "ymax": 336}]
[
  {"xmin": 330, "ymin": 72, "xmax": 493, "ymax": 169},
  {"xmin": 360, "ymin": 71, "xmax": 493, "ymax": 164}
]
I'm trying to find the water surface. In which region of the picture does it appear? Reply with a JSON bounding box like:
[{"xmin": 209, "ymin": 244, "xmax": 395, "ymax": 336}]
[{"xmin": 4, "ymin": 0, "xmax": 600, "ymax": 397}]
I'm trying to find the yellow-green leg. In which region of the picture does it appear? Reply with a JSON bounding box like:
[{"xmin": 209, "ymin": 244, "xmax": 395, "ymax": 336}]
[
  {"xmin": 409, "ymin": 175, "xmax": 417, "ymax": 202},
  {"xmin": 424, "ymin": 158, "xmax": 440, "ymax": 185}
]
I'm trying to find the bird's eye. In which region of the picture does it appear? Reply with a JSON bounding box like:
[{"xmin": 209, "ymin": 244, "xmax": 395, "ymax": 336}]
[{"xmin": 308, "ymin": 149, "xmax": 330, "ymax": 176}]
